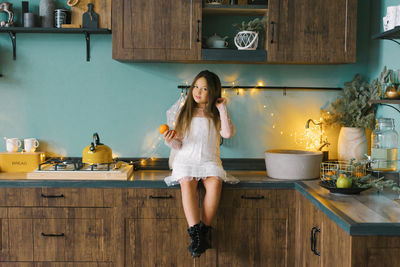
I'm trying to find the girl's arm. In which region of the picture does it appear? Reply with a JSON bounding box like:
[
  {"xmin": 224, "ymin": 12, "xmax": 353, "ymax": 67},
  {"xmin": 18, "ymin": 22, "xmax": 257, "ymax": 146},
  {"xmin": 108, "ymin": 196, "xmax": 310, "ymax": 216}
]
[
  {"xmin": 164, "ymin": 130, "xmax": 182, "ymax": 150},
  {"xmin": 216, "ymin": 98, "xmax": 235, "ymax": 138}
]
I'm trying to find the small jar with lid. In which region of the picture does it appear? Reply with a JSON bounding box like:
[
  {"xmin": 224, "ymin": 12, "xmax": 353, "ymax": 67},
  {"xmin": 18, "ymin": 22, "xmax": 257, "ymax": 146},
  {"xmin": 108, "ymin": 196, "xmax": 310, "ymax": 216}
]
[{"xmin": 371, "ymin": 118, "xmax": 399, "ymax": 171}]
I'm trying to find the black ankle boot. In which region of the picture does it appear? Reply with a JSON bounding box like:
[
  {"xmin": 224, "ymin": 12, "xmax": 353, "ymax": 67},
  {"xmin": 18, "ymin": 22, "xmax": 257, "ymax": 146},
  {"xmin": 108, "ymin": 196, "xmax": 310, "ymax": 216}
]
[
  {"xmin": 199, "ymin": 221, "xmax": 212, "ymax": 250},
  {"xmin": 187, "ymin": 223, "xmax": 208, "ymax": 257}
]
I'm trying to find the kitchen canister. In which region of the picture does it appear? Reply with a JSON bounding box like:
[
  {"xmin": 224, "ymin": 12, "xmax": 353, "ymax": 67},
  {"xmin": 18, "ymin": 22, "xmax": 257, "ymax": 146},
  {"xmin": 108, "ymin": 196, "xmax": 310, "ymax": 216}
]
[
  {"xmin": 54, "ymin": 9, "xmax": 67, "ymax": 28},
  {"xmin": 371, "ymin": 118, "xmax": 399, "ymax": 171},
  {"xmin": 39, "ymin": 0, "xmax": 55, "ymax": 27},
  {"xmin": 24, "ymin": 13, "xmax": 35, "ymax": 27}
]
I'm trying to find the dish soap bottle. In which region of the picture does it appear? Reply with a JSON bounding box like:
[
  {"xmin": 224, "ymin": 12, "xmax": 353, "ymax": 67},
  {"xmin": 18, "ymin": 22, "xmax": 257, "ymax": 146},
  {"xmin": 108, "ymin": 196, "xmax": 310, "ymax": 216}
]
[{"xmin": 371, "ymin": 118, "xmax": 398, "ymax": 171}]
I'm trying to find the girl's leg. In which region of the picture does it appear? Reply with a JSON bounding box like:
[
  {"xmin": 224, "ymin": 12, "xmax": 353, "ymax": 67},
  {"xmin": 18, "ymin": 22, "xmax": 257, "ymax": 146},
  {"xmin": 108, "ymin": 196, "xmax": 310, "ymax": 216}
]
[
  {"xmin": 180, "ymin": 178, "xmax": 200, "ymax": 227},
  {"xmin": 201, "ymin": 176, "xmax": 223, "ymax": 226}
]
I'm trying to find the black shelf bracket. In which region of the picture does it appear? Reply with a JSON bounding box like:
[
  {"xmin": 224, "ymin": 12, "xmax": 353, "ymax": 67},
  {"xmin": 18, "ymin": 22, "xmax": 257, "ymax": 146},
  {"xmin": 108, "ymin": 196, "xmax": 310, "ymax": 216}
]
[
  {"xmin": 372, "ymin": 26, "xmax": 400, "ymax": 46},
  {"xmin": 388, "ymin": 39, "xmax": 400, "ymax": 46},
  {"xmin": 7, "ymin": 31, "xmax": 16, "ymax": 60},
  {"xmin": 84, "ymin": 31, "xmax": 91, "ymax": 62}
]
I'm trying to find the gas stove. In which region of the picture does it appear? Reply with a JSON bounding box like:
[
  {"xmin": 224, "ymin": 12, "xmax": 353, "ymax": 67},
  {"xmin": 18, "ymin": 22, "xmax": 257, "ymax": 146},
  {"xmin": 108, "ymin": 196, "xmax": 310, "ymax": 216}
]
[
  {"xmin": 38, "ymin": 157, "xmax": 119, "ymax": 171},
  {"xmin": 27, "ymin": 157, "xmax": 133, "ymax": 180}
]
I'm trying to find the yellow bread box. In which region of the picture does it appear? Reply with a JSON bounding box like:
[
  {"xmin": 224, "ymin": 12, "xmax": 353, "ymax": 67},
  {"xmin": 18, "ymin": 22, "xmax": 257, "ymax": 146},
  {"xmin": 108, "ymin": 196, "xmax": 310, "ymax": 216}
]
[{"xmin": 0, "ymin": 152, "xmax": 45, "ymax": 172}]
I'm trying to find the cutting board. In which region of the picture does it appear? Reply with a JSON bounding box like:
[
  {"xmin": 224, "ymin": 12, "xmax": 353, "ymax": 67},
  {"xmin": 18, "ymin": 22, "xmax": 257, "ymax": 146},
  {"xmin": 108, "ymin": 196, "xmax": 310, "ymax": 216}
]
[
  {"xmin": 70, "ymin": 0, "xmax": 111, "ymax": 29},
  {"xmin": 26, "ymin": 164, "xmax": 133, "ymax": 180}
]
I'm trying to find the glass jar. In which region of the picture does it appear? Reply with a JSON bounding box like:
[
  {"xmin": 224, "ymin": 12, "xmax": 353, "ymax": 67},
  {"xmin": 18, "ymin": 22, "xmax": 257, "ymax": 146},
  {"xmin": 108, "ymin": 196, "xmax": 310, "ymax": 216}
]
[{"xmin": 371, "ymin": 118, "xmax": 399, "ymax": 171}]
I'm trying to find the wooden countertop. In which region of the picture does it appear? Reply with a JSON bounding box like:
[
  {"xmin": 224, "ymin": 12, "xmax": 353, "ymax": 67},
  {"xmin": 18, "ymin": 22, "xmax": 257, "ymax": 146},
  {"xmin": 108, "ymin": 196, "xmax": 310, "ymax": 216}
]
[{"xmin": 0, "ymin": 170, "xmax": 399, "ymax": 235}]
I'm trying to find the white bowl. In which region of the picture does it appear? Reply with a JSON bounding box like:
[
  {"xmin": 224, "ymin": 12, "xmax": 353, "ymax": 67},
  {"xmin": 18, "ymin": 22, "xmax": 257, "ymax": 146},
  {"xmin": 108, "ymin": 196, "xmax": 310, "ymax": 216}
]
[{"xmin": 264, "ymin": 149, "xmax": 323, "ymax": 180}]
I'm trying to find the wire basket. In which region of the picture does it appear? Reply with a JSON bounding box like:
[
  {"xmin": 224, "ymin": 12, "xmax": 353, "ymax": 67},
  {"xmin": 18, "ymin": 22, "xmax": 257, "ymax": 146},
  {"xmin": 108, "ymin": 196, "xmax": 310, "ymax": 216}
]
[{"xmin": 320, "ymin": 160, "xmax": 367, "ymax": 181}]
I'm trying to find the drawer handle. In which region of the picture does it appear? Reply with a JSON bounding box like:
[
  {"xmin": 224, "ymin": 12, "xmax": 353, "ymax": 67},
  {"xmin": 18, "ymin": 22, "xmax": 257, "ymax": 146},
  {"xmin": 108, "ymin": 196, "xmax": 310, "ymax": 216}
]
[
  {"xmin": 41, "ymin": 193, "xmax": 65, "ymax": 198},
  {"xmin": 241, "ymin": 195, "xmax": 265, "ymax": 200},
  {"xmin": 41, "ymin": 232, "xmax": 65, "ymax": 237},
  {"xmin": 270, "ymin": 21, "xmax": 275, "ymax": 44},
  {"xmin": 149, "ymin": 195, "xmax": 173, "ymax": 199},
  {"xmin": 196, "ymin": 20, "xmax": 200, "ymax": 42},
  {"xmin": 311, "ymin": 226, "xmax": 321, "ymax": 256}
]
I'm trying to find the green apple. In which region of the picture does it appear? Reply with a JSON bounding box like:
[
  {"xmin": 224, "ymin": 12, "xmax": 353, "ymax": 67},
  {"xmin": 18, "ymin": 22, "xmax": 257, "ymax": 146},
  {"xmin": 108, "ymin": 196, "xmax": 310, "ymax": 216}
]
[{"xmin": 336, "ymin": 176, "xmax": 352, "ymax": 188}]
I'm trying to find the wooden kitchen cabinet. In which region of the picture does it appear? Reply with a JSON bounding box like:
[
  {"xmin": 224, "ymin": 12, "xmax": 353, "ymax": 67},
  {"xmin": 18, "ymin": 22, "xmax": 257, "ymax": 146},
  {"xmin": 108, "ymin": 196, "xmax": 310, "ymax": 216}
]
[
  {"xmin": 121, "ymin": 188, "xmax": 193, "ymax": 267},
  {"xmin": 295, "ymin": 191, "xmax": 352, "ymax": 267},
  {"xmin": 267, "ymin": 0, "xmax": 357, "ymax": 63},
  {"xmin": 112, "ymin": 0, "xmax": 202, "ymax": 61},
  {"xmin": 209, "ymin": 189, "xmax": 295, "ymax": 267},
  {"xmin": 294, "ymin": 191, "xmax": 400, "ymax": 267},
  {"xmin": 0, "ymin": 188, "xmax": 114, "ymax": 265}
]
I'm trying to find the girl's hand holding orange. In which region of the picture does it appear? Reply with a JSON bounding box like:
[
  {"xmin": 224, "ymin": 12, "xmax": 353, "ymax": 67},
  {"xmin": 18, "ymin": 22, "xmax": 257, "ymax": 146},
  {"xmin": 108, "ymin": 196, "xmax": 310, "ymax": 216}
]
[
  {"xmin": 159, "ymin": 124, "xmax": 176, "ymax": 142},
  {"xmin": 163, "ymin": 130, "xmax": 176, "ymax": 143}
]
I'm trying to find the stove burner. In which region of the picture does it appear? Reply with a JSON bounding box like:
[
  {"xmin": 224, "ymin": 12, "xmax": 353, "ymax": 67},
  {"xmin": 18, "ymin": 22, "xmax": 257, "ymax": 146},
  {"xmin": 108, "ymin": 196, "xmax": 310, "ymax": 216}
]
[
  {"xmin": 39, "ymin": 157, "xmax": 84, "ymax": 171},
  {"xmin": 38, "ymin": 158, "xmax": 113, "ymax": 171}
]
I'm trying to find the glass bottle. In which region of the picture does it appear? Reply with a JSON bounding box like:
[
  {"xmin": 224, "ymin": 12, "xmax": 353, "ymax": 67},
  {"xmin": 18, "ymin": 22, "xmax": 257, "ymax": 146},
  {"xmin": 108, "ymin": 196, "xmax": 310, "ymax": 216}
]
[{"xmin": 371, "ymin": 118, "xmax": 399, "ymax": 171}]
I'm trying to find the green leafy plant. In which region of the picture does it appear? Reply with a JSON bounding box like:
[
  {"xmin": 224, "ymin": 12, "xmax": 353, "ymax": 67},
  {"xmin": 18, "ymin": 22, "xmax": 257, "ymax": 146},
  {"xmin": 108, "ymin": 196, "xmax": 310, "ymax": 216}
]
[
  {"xmin": 233, "ymin": 17, "xmax": 266, "ymax": 32},
  {"xmin": 321, "ymin": 74, "xmax": 380, "ymax": 129}
]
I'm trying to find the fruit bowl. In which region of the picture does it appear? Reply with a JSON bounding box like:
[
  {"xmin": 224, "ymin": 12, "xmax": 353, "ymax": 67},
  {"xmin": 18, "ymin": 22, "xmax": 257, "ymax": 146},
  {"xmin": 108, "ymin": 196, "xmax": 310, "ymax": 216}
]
[{"xmin": 319, "ymin": 180, "xmax": 370, "ymax": 195}]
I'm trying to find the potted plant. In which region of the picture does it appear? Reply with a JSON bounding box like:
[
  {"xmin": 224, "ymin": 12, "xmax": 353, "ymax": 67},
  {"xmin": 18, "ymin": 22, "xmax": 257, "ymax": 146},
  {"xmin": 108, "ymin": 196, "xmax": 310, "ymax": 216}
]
[
  {"xmin": 321, "ymin": 74, "xmax": 380, "ymax": 161},
  {"xmin": 233, "ymin": 17, "xmax": 266, "ymax": 50}
]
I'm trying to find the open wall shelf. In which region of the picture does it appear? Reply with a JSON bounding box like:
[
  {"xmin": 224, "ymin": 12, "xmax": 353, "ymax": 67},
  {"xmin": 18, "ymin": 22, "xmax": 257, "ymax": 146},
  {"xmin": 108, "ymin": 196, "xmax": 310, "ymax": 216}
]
[
  {"xmin": 0, "ymin": 27, "xmax": 111, "ymax": 61},
  {"xmin": 370, "ymin": 99, "xmax": 400, "ymax": 104},
  {"xmin": 372, "ymin": 26, "xmax": 400, "ymax": 45}
]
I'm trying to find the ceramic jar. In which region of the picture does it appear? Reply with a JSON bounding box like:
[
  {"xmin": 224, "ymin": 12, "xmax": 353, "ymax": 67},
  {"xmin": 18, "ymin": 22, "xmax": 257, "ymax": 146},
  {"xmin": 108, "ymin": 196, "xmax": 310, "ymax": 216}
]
[
  {"xmin": 338, "ymin": 127, "xmax": 367, "ymax": 161},
  {"xmin": 39, "ymin": 0, "xmax": 55, "ymax": 27}
]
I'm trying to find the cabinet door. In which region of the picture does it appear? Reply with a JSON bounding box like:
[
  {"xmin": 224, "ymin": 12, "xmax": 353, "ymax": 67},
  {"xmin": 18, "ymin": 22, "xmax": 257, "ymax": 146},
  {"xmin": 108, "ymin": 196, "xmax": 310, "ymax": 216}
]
[
  {"xmin": 295, "ymin": 192, "xmax": 321, "ymax": 267},
  {"xmin": 320, "ymin": 210, "xmax": 351, "ymax": 267},
  {"xmin": 112, "ymin": 0, "xmax": 202, "ymax": 61},
  {"xmin": 267, "ymin": 0, "xmax": 357, "ymax": 63},
  {"xmin": 216, "ymin": 189, "xmax": 293, "ymax": 267},
  {"xmin": 124, "ymin": 189, "xmax": 193, "ymax": 266},
  {"xmin": 0, "ymin": 208, "xmax": 33, "ymax": 261},
  {"xmin": 33, "ymin": 216, "xmax": 110, "ymax": 262}
]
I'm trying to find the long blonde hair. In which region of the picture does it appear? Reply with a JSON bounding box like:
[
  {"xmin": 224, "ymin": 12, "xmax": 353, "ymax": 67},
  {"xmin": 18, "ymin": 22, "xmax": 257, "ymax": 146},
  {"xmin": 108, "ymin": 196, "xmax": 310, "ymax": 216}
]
[{"xmin": 175, "ymin": 70, "xmax": 222, "ymax": 136}]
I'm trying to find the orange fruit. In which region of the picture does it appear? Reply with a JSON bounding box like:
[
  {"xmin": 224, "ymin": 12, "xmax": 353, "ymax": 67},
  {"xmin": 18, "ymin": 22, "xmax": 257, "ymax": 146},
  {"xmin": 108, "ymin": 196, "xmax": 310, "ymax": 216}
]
[
  {"xmin": 159, "ymin": 124, "xmax": 169, "ymax": 134},
  {"xmin": 355, "ymin": 171, "xmax": 363, "ymax": 178}
]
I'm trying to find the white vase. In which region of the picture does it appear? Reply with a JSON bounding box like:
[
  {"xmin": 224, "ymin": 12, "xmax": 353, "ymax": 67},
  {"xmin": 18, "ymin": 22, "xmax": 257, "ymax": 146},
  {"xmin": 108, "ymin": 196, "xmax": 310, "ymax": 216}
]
[
  {"xmin": 338, "ymin": 127, "xmax": 367, "ymax": 161},
  {"xmin": 234, "ymin": 31, "xmax": 258, "ymax": 50}
]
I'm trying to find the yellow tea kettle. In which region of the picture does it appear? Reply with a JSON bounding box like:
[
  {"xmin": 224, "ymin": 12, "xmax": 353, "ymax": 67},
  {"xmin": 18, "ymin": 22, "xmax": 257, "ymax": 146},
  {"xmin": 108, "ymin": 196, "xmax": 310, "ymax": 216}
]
[{"xmin": 82, "ymin": 133, "xmax": 113, "ymax": 164}]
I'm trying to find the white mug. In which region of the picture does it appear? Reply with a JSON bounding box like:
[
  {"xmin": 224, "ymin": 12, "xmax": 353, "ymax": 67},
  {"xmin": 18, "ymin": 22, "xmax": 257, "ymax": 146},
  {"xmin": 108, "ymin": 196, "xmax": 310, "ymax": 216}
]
[
  {"xmin": 396, "ymin": 5, "xmax": 400, "ymax": 26},
  {"xmin": 24, "ymin": 138, "xmax": 39, "ymax": 153},
  {"xmin": 385, "ymin": 6, "xmax": 397, "ymax": 30},
  {"xmin": 4, "ymin": 137, "xmax": 22, "ymax": 152}
]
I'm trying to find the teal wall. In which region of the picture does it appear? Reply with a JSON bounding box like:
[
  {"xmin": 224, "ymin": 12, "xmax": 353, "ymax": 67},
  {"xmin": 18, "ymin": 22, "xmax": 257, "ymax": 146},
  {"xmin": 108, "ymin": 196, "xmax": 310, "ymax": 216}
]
[
  {"xmin": 0, "ymin": 1, "xmax": 371, "ymax": 159},
  {"xmin": 368, "ymin": 0, "xmax": 400, "ymax": 132}
]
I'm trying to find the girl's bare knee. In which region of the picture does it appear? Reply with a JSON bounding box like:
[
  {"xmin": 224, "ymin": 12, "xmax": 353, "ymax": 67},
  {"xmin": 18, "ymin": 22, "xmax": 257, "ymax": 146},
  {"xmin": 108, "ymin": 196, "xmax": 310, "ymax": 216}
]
[{"xmin": 179, "ymin": 178, "xmax": 198, "ymax": 190}]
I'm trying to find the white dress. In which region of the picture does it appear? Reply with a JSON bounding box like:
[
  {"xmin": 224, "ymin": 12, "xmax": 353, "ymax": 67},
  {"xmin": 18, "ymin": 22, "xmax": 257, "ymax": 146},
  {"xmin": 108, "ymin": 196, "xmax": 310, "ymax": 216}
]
[{"xmin": 164, "ymin": 117, "xmax": 239, "ymax": 186}]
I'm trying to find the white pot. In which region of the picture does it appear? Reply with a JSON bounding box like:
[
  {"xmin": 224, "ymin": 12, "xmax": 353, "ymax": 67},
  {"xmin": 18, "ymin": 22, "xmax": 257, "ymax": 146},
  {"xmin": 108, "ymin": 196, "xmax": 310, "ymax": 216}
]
[
  {"xmin": 234, "ymin": 31, "xmax": 258, "ymax": 50},
  {"xmin": 264, "ymin": 150, "xmax": 323, "ymax": 180},
  {"xmin": 338, "ymin": 127, "xmax": 367, "ymax": 161}
]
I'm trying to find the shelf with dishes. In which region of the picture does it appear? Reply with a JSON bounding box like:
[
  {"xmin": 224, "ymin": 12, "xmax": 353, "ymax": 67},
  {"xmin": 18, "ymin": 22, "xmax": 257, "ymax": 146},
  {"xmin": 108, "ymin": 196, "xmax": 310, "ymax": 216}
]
[
  {"xmin": 0, "ymin": 27, "xmax": 111, "ymax": 61},
  {"xmin": 202, "ymin": 2, "xmax": 267, "ymax": 62}
]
